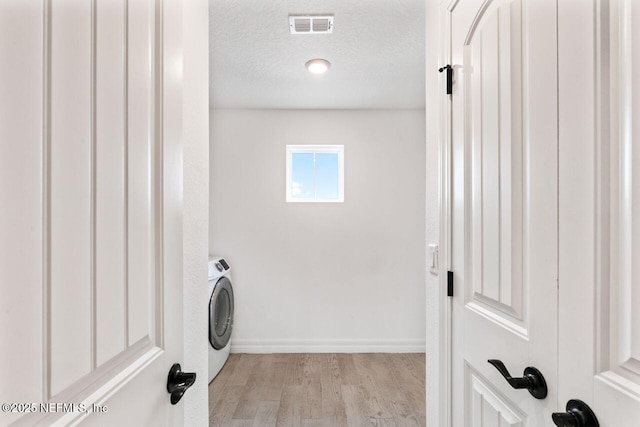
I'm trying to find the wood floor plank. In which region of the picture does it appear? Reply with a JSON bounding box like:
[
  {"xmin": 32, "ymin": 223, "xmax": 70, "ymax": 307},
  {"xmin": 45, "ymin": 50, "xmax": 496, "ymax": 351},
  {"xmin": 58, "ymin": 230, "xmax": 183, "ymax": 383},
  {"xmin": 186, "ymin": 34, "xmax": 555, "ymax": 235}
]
[
  {"xmin": 387, "ymin": 398, "xmax": 422, "ymax": 427},
  {"xmin": 264, "ymin": 360, "xmax": 287, "ymax": 401},
  {"xmin": 341, "ymin": 385, "xmax": 373, "ymax": 427},
  {"xmin": 352, "ymin": 354, "xmax": 395, "ymax": 419},
  {"xmin": 251, "ymin": 354, "xmax": 274, "ymax": 384},
  {"xmin": 210, "ymin": 385, "xmax": 245, "ymax": 426},
  {"xmin": 410, "ymin": 354, "xmax": 426, "ymax": 382},
  {"xmin": 299, "ymin": 353, "xmax": 325, "ymax": 420},
  {"xmin": 216, "ymin": 354, "xmax": 241, "ymax": 382},
  {"xmin": 209, "ymin": 354, "xmax": 242, "ymax": 409},
  {"xmin": 209, "ymin": 383, "xmax": 226, "ymax": 411},
  {"xmin": 209, "ymin": 353, "xmax": 425, "ymax": 427},
  {"xmin": 253, "ymin": 401, "xmax": 280, "ymax": 427},
  {"xmin": 369, "ymin": 419, "xmax": 398, "ymax": 427},
  {"xmin": 363, "ymin": 353, "xmax": 399, "ymax": 389},
  {"xmin": 232, "ymin": 386, "xmax": 266, "ymax": 419},
  {"xmin": 336, "ymin": 354, "xmax": 359, "ymax": 385},
  {"xmin": 233, "ymin": 355, "xmax": 274, "ymax": 419},
  {"xmin": 227, "ymin": 354, "xmax": 261, "ymax": 386},
  {"xmin": 276, "ymin": 385, "xmax": 303, "ymax": 427},
  {"xmin": 401, "ymin": 385, "xmax": 426, "ymax": 427},
  {"xmin": 386, "ymin": 354, "xmax": 425, "ymax": 387},
  {"xmin": 283, "ymin": 354, "xmax": 305, "ymax": 386},
  {"xmin": 221, "ymin": 420, "xmax": 254, "ymax": 427},
  {"xmin": 305, "ymin": 354, "xmax": 326, "ymax": 378},
  {"xmin": 321, "ymin": 354, "xmax": 348, "ymax": 427},
  {"xmin": 301, "ymin": 376, "xmax": 322, "ymax": 420}
]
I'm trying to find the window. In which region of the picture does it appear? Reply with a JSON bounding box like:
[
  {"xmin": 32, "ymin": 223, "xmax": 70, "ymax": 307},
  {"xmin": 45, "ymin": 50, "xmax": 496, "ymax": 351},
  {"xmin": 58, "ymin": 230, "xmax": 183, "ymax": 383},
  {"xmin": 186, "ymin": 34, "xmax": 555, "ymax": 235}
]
[{"xmin": 286, "ymin": 145, "xmax": 344, "ymax": 202}]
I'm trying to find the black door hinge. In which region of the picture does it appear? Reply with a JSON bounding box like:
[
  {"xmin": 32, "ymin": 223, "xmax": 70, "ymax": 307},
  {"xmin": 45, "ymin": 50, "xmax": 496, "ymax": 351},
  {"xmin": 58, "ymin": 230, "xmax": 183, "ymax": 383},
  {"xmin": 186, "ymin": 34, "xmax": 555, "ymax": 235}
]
[
  {"xmin": 439, "ymin": 65, "xmax": 453, "ymax": 95},
  {"xmin": 447, "ymin": 271, "xmax": 454, "ymax": 297}
]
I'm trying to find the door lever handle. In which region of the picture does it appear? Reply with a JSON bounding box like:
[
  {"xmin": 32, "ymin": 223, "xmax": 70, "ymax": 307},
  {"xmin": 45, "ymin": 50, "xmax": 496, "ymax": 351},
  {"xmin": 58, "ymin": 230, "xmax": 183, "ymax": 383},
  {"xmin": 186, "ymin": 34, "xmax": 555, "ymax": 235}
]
[
  {"xmin": 552, "ymin": 399, "xmax": 599, "ymax": 427},
  {"xmin": 167, "ymin": 363, "xmax": 196, "ymax": 405},
  {"xmin": 487, "ymin": 359, "xmax": 548, "ymax": 399}
]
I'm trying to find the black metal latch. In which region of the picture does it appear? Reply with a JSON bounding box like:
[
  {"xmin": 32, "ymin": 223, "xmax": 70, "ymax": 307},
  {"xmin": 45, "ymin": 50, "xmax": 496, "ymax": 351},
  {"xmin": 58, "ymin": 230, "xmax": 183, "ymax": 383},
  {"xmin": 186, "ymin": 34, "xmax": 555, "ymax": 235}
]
[{"xmin": 439, "ymin": 65, "xmax": 453, "ymax": 95}]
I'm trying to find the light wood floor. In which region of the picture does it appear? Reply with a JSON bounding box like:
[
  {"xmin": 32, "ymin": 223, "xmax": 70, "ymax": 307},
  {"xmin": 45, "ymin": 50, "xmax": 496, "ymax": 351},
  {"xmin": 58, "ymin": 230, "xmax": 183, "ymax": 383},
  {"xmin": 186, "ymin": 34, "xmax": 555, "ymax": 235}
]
[{"xmin": 208, "ymin": 353, "xmax": 426, "ymax": 427}]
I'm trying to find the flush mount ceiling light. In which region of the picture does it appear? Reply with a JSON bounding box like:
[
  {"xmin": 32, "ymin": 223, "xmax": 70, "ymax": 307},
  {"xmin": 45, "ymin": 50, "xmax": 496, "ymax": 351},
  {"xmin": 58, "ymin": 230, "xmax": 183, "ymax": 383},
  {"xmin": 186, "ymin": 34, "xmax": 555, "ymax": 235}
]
[{"xmin": 305, "ymin": 58, "xmax": 331, "ymax": 74}]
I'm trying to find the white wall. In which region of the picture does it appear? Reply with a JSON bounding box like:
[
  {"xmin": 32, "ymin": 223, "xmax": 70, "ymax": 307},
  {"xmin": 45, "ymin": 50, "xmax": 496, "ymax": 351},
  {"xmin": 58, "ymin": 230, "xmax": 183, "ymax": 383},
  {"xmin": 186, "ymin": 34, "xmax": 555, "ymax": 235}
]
[
  {"xmin": 183, "ymin": 0, "xmax": 209, "ymax": 425},
  {"xmin": 209, "ymin": 109, "xmax": 426, "ymax": 353}
]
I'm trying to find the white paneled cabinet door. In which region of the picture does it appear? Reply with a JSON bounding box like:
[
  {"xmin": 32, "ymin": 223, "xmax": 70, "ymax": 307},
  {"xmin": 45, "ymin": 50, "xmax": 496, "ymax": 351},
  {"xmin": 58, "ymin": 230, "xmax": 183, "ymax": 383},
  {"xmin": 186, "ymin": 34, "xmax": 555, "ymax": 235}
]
[
  {"xmin": 449, "ymin": 0, "xmax": 558, "ymax": 425},
  {"xmin": 0, "ymin": 0, "xmax": 185, "ymax": 425}
]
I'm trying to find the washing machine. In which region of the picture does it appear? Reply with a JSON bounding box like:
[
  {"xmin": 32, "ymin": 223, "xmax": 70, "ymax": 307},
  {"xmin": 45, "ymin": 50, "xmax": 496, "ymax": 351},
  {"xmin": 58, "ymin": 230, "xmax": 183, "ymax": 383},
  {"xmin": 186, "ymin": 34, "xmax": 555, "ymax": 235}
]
[{"xmin": 208, "ymin": 256, "xmax": 234, "ymax": 383}]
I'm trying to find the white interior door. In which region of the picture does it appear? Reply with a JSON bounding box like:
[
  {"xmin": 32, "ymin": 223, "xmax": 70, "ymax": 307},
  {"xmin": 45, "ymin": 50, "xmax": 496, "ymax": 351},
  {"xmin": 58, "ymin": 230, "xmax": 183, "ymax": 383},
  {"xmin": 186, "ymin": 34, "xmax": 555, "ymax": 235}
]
[
  {"xmin": 0, "ymin": 0, "xmax": 185, "ymax": 425},
  {"xmin": 557, "ymin": 0, "xmax": 640, "ymax": 425},
  {"xmin": 449, "ymin": 0, "xmax": 558, "ymax": 425}
]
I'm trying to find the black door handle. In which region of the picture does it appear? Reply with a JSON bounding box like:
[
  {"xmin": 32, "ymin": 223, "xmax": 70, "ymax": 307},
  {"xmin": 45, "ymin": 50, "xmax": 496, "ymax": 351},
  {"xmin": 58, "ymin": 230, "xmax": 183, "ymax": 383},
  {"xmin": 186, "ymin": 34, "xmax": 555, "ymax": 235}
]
[
  {"xmin": 487, "ymin": 359, "xmax": 548, "ymax": 399},
  {"xmin": 552, "ymin": 400, "xmax": 599, "ymax": 427},
  {"xmin": 167, "ymin": 363, "xmax": 196, "ymax": 405}
]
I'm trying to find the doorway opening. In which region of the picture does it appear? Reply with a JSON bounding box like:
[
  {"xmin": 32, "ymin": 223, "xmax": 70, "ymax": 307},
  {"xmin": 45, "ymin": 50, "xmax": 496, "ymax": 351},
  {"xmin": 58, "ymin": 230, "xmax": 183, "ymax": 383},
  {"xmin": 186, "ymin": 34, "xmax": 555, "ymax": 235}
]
[{"xmin": 207, "ymin": 0, "xmax": 428, "ymax": 425}]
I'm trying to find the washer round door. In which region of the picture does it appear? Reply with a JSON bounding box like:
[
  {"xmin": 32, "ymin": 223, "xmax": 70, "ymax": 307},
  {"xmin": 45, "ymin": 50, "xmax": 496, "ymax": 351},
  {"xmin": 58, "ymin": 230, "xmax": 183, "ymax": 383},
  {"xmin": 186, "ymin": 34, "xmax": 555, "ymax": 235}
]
[{"xmin": 209, "ymin": 276, "xmax": 234, "ymax": 350}]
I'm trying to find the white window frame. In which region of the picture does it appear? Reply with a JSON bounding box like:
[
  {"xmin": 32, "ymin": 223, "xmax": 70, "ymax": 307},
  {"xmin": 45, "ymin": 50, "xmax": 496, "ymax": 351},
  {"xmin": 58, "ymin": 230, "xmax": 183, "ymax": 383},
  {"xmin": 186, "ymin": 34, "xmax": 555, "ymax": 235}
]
[{"xmin": 286, "ymin": 145, "xmax": 344, "ymax": 203}]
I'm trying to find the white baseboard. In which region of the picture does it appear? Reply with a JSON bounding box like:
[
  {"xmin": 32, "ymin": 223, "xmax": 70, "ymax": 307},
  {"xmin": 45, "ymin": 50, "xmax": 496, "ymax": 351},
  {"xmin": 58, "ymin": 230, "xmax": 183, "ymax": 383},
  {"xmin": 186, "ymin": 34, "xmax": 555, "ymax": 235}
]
[{"xmin": 229, "ymin": 338, "xmax": 426, "ymax": 354}]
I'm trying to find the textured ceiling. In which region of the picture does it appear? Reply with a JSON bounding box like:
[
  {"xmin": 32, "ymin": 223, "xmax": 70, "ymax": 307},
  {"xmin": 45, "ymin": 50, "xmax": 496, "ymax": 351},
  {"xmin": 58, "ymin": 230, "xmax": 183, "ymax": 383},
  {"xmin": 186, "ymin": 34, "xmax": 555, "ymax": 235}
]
[{"xmin": 209, "ymin": 0, "xmax": 425, "ymax": 109}]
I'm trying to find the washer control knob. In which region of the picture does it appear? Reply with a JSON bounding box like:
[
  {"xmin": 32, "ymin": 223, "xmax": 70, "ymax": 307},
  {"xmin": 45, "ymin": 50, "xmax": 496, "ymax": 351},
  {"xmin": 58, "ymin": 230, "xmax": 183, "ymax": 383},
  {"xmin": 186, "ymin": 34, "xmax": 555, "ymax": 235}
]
[{"xmin": 215, "ymin": 262, "xmax": 223, "ymax": 272}]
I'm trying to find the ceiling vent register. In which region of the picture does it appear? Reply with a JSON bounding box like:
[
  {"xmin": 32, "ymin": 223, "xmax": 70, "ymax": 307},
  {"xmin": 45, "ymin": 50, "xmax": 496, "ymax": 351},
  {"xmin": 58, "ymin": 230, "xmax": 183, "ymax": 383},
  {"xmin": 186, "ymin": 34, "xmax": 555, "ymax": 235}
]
[{"xmin": 289, "ymin": 15, "xmax": 334, "ymax": 34}]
